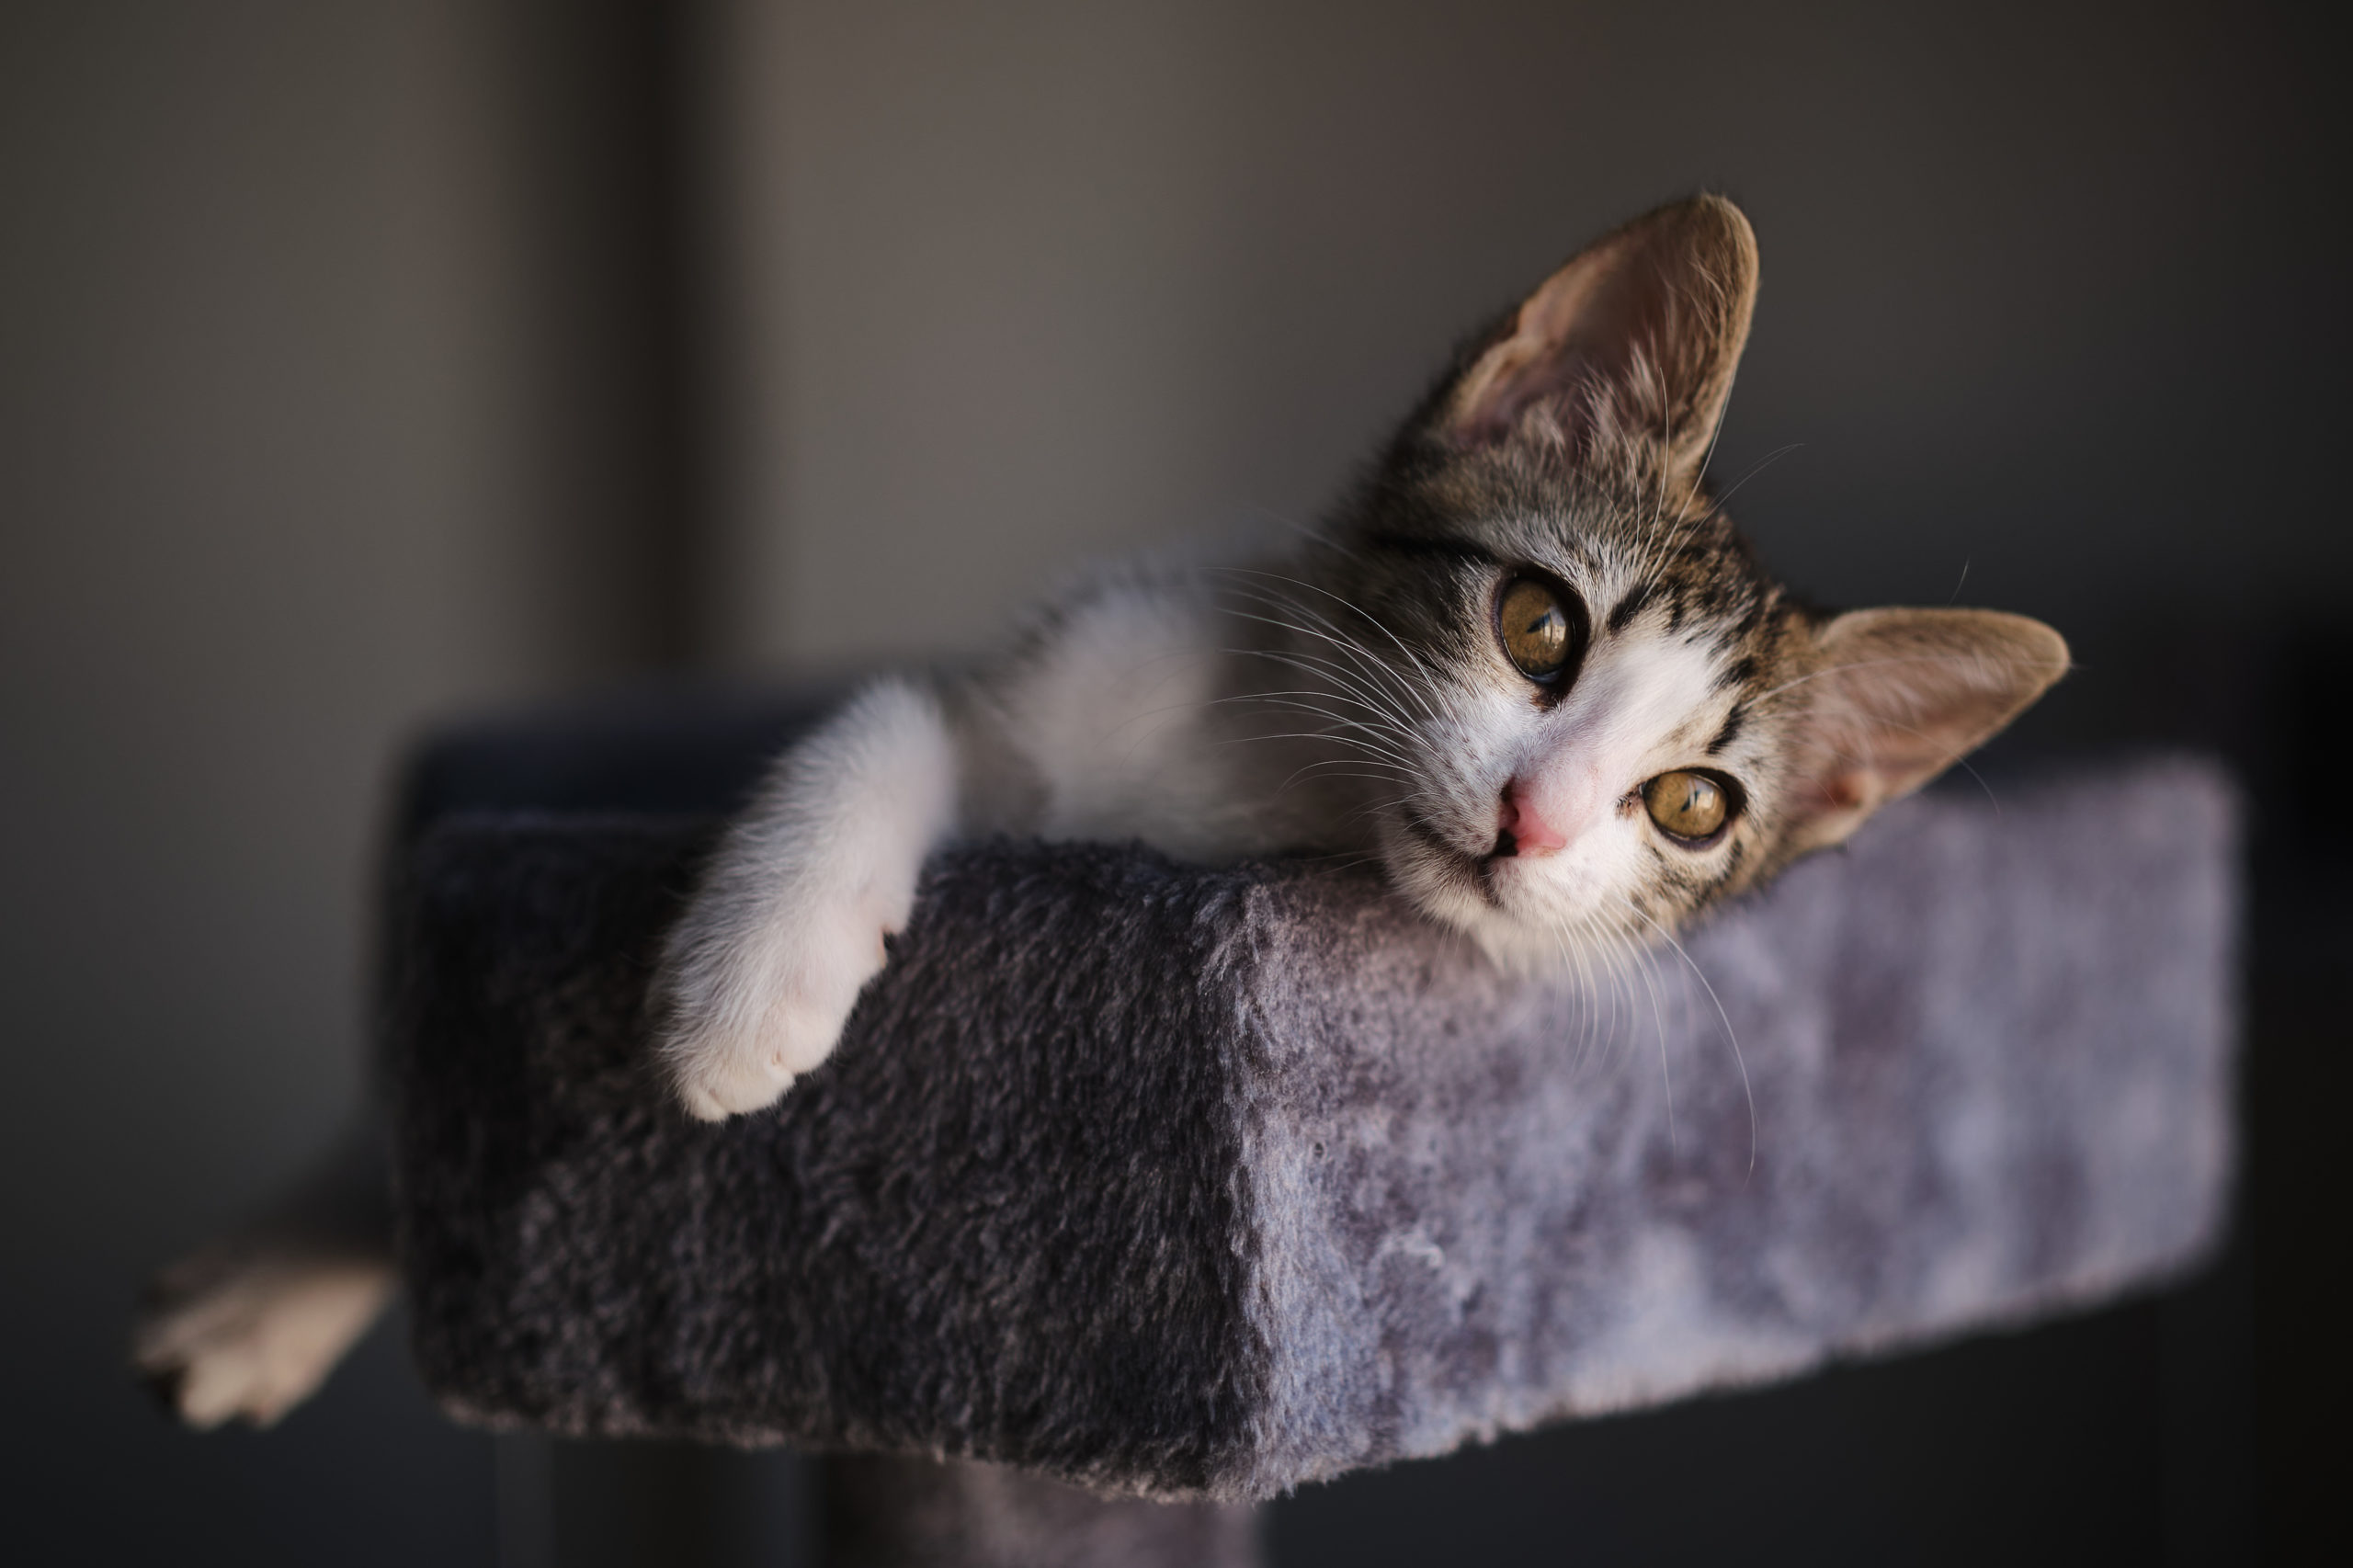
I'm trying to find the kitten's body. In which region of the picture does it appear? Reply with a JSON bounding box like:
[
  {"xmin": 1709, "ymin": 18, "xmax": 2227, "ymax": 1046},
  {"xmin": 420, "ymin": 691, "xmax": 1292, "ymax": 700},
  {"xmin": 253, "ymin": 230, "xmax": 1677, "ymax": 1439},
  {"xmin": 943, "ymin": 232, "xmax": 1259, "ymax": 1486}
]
[{"xmin": 136, "ymin": 196, "xmax": 2066, "ymax": 1426}]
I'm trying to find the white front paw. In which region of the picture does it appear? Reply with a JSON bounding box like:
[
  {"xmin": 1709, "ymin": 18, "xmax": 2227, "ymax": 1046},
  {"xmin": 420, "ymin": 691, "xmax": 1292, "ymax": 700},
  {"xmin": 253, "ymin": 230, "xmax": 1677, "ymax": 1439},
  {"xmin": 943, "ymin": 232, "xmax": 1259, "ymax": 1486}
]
[
  {"xmin": 660, "ymin": 900, "xmax": 892, "ymax": 1120},
  {"xmin": 655, "ymin": 676, "xmax": 957, "ymax": 1120}
]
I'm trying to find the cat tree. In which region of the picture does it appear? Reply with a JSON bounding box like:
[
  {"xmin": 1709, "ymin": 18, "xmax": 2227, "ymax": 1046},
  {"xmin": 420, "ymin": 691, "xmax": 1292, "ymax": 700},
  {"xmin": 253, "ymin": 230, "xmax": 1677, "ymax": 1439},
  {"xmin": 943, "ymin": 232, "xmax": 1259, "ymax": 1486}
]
[{"xmin": 384, "ymin": 692, "xmax": 2235, "ymax": 1566}]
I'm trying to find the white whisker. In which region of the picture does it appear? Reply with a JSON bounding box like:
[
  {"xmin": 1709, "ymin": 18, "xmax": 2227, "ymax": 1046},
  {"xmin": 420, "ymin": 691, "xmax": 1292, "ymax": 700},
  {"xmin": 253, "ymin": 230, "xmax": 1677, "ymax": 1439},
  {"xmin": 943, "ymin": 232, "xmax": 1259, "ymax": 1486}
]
[{"xmin": 1623, "ymin": 899, "xmax": 1756, "ymax": 1180}]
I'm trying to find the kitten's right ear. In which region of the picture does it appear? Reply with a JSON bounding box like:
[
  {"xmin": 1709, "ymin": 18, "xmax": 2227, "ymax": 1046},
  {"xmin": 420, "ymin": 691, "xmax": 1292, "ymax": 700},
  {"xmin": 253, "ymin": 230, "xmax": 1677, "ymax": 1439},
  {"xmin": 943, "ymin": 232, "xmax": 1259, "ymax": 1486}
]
[
  {"xmin": 1778, "ymin": 608, "xmax": 2071, "ymax": 856},
  {"xmin": 1429, "ymin": 195, "xmax": 1758, "ymax": 483}
]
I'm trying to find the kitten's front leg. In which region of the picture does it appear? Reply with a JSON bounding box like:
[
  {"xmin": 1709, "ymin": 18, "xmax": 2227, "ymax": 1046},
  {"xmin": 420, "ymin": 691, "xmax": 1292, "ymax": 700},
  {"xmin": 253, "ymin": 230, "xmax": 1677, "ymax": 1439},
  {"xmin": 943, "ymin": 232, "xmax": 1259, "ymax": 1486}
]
[{"xmin": 657, "ymin": 678, "xmax": 958, "ymax": 1119}]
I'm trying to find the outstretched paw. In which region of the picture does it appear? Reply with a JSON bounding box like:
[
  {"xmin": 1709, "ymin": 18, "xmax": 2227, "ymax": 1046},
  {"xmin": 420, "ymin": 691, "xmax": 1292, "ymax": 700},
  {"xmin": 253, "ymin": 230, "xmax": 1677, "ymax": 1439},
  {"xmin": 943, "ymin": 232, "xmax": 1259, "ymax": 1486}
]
[
  {"xmin": 659, "ymin": 908, "xmax": 892, "ymax": 1120},
  {"xmin": 132, "ymin": 1244, "xmax": 393, "ymax": 1428},
  {"xmin": 654, "ymin": 676, "xmax": 957, "ymax": 1120}
]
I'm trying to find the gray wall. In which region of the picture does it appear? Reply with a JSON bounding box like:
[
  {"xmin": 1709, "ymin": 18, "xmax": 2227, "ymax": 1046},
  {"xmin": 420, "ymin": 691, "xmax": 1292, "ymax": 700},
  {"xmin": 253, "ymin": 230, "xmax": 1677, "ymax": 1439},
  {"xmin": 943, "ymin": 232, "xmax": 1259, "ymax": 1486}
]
[
  {"xmin": 3, "ymin": 1, "xmax": 2337, "ymax": 1562},
  {"xmin": 712, "ymin": 0, "xmax": 2345, "ymax": 670},
  {"xmin": 3, "ymin": 3, "xmax": 662, "ymax": 1562}
]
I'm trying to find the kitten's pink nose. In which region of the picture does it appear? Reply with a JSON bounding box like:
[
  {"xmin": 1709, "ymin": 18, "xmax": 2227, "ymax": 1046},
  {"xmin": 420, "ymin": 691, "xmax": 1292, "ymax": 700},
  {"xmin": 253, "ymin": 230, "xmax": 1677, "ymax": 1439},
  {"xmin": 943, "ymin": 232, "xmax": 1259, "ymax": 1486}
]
[{"xmin": 1495, "ymin": 779, "xmax": 1569, "ymax": 858}]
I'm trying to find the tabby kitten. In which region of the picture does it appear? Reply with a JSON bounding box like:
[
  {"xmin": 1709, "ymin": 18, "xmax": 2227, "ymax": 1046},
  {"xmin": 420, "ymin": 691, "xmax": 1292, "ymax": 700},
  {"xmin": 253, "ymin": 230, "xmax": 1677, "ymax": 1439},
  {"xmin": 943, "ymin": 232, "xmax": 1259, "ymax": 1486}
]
[
  {"xmin": 655, "ymin": 194, "xmax": 2067, "ymax": 1119},
  {"xmin": 136, "ymin": 194, "xmax": 2065, "ymax": 1426}
]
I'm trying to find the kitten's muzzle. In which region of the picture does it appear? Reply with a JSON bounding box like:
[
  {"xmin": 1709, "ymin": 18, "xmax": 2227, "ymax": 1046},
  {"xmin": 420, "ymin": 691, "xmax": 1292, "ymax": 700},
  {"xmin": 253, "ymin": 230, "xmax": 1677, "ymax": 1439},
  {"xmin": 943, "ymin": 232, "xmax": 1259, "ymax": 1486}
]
[
  {"xmin": 1495, "ymin": 780, "xmax": 1567, "ymax": 858},
  {"xmin": 1400, "ymin": 805, "xmax": 1506, "ymax": 908}
]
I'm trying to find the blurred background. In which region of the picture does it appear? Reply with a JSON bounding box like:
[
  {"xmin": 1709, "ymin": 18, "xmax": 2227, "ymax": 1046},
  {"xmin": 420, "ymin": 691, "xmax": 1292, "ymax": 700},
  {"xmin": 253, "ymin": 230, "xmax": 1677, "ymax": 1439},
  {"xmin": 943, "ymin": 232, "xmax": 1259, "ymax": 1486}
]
[{"xmin": 3, "ymin": 1, "xmax": 2342, "ymax": 1562}]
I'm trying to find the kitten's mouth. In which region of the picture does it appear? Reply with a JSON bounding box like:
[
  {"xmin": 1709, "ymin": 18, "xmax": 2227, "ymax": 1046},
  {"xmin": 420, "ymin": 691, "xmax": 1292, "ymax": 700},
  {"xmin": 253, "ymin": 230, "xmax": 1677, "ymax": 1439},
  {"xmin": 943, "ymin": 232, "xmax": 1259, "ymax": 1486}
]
[{"xmin": 1400, "ymin": 806, "xmax": 1507, "ymax": 909}]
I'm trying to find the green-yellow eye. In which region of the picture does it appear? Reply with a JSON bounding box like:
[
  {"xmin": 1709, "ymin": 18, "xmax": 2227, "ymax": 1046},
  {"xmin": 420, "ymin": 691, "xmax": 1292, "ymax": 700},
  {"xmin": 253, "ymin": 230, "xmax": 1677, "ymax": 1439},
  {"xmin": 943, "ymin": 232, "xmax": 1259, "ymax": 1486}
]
[
  {"xmin": 1496, "ymin": 578, "xmax": 1574, "ymax": 681},
  {"xmin": 1643, "ymin": 770, "xmax": 1732, "ymax": 842}
]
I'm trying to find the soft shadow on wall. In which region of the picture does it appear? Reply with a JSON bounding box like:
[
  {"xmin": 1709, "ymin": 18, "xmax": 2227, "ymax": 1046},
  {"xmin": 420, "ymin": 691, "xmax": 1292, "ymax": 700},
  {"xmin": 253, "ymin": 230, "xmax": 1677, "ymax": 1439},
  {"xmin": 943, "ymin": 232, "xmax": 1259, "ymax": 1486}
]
[{"xmin": 2, "ymin": 0, "xmax": 2341, "ymax": 1564}]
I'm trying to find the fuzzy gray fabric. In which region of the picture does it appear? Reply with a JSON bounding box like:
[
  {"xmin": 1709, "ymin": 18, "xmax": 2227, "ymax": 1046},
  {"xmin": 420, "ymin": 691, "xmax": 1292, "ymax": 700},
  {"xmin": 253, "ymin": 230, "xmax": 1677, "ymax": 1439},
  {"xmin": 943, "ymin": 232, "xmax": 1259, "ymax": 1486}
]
[{"xmin": 390, "ymin": 755, "xmax": 2235, "ymax": 1504}]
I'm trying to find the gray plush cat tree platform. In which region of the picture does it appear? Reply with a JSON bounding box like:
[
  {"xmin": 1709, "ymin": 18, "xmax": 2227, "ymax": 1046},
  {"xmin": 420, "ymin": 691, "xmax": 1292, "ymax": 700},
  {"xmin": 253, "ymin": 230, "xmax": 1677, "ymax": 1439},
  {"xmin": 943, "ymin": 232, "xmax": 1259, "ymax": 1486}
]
[{"xmin": 385, "ymin": 699, "xmax": 2235, "ymax": 1567}]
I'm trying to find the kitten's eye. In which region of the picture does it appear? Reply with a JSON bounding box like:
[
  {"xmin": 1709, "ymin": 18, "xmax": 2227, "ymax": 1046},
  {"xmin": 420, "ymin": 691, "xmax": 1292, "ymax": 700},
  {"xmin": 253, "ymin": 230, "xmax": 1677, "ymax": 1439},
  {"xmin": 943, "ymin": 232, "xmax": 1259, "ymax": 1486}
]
[
  {"xmin": 1643, "ymin": 770, "xmax": 1733, "ymax": 843},
  {"xmin": 1496, "ymin": 578, "xmax": 1575, "ymax": 682}
]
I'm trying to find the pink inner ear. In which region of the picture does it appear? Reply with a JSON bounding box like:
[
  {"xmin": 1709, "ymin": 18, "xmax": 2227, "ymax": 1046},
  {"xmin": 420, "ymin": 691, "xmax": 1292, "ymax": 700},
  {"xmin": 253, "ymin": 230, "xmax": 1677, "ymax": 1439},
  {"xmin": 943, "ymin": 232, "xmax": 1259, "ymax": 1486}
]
[
  {"xmin": 1793, "ymin": 694, "xmax": 1990, "ymax": 825},
  {"xmin": 1780, "ymin": 608, "xmax": 2072, "ymax": 853},
  {"xmin": 1447, "ymin": 234, "xmax": 1659, "ymax": 454},
  {"xmin": 1810, "ymin": 770, "xmax": 1872, "ymax": 814},
  {"xmin": 1438, "ymin": 199, "xmax": 1755, "ymax": 465},
  {"xmin": 1451, "ymin": 347, "xmax": 1608, "ymax": 450}
]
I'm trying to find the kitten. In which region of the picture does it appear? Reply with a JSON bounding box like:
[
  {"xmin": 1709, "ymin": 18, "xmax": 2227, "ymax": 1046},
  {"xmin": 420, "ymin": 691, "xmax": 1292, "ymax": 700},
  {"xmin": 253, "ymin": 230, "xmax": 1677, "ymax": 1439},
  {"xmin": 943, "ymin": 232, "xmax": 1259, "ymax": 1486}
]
[
  {"xmin": 135, "ymin": 195, "xmax": 2065, "ymax": 1426},
  {"xmin": 654, "ymin": 193, "xmax": 2066, "ymax": 1119}
]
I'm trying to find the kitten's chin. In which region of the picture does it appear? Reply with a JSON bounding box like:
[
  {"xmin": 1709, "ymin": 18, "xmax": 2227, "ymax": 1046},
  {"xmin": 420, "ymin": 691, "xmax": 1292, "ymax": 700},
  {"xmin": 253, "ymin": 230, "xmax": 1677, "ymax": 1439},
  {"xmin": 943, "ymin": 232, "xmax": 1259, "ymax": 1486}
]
[
  {"xmin": 1378, "ymin": 824, "xmax": 1646, "ymax": 975},
  {"xmin": 1378, "ymin": 833, "xmax": 1597, "ymax": 975},
  {"xmin": 1446, "ymin": 903, "xmax": 1597, "ymax": 975}
]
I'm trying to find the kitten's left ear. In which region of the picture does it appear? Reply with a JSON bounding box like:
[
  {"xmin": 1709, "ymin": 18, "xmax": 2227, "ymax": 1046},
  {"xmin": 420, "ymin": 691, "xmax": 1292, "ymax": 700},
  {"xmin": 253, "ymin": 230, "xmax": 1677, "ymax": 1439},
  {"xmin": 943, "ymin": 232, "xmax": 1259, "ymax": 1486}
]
[
  {"xmin": 1779, "ymin": 608, "xmax": 2070, "ymax": 855},
  {"xmin": 1438, "ymin": 194, "xmax": 1758, "ymax": 482}
]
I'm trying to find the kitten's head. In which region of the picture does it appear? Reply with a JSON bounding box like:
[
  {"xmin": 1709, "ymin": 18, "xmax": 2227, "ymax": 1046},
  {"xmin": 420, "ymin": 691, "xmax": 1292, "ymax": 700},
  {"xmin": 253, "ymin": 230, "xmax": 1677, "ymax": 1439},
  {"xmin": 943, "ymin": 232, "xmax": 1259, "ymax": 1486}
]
[{"xmin": 1301, "ymin": 195, "xmax": 2067, "ymax": 965}]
